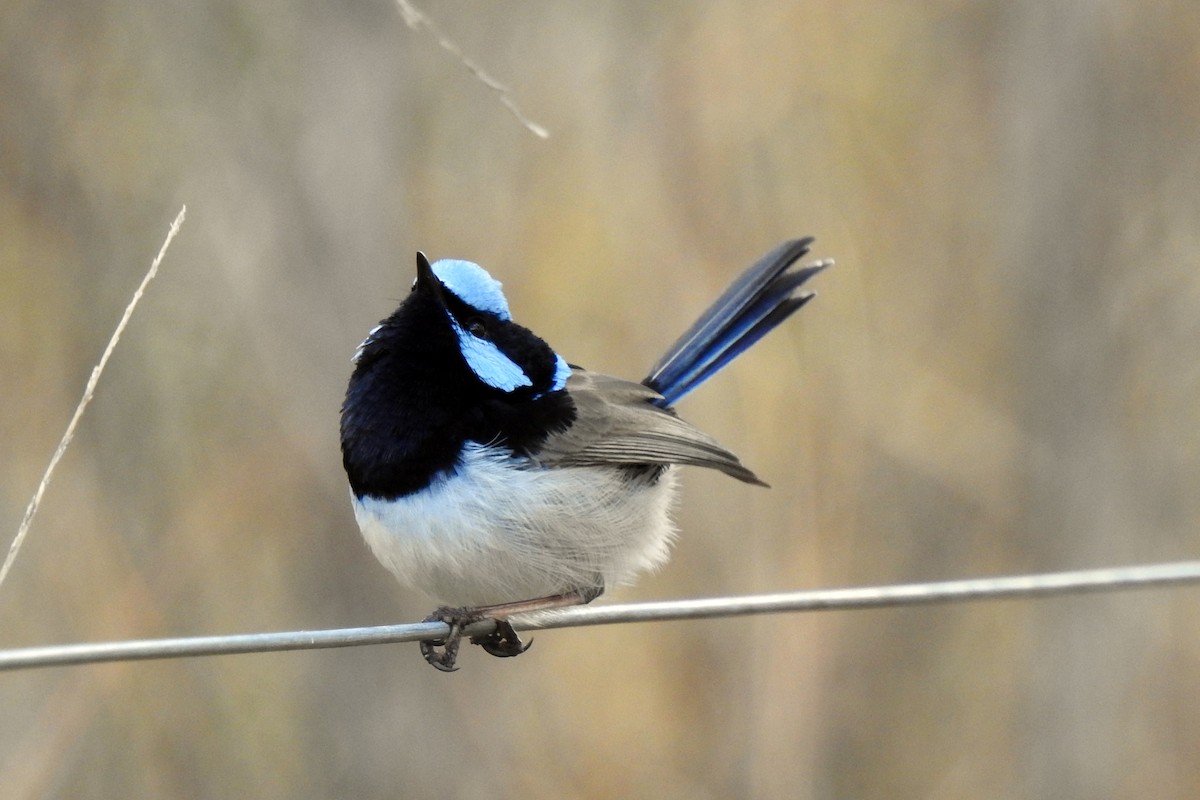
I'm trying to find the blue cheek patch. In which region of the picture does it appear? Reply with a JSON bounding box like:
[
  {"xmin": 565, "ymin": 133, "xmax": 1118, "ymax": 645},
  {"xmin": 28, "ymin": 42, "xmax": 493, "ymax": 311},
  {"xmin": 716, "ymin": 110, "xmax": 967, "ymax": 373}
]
[
  {"xmin": 431, "ymin": 259, "xmax": 568, "ymax": 395},
  {"xmin": 452, "ymin": 321, "xmax": 533, "ymax": 392}
]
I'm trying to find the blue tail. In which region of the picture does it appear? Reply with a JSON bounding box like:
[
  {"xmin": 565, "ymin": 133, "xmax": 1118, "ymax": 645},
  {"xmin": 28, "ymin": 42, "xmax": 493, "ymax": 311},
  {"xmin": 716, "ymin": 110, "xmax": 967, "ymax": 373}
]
[{"xmin": 643, "ymin": 238, "xmax": 829, "ymax": 406}]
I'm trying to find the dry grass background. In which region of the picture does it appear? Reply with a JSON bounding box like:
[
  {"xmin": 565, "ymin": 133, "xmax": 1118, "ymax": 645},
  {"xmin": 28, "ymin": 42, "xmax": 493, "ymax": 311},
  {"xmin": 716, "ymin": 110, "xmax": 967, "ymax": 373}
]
[{"xmin": 3, "ymin": 2, "xmax": 1200, "ymax": 798}]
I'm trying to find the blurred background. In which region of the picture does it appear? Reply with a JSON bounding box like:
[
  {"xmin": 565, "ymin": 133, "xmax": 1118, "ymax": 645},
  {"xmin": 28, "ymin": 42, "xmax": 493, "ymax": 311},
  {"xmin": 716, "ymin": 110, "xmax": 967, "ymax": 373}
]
[{"xmin": 3, "ymin": 1, "xmax": 1200, "ymax": 797}]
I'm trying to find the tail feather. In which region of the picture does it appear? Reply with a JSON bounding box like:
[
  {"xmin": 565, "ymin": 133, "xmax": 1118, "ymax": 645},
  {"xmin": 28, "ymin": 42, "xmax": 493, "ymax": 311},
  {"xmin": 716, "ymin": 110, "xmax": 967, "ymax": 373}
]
[{"xmin": 643, "ymin": 238, "xmax": 829, "ymax": 406}]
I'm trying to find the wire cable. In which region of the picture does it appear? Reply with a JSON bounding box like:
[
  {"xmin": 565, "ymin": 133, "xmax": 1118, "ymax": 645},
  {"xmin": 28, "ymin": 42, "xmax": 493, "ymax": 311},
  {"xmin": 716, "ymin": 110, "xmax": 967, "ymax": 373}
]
[{"xmin": 1, "ymin": 559, "xmax": 1198, "ymax": 672}]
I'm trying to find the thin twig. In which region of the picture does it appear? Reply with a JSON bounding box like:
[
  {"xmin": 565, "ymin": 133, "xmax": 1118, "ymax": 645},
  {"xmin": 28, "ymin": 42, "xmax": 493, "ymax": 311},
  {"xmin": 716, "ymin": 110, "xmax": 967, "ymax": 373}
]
[
  {"xmin": 0, "ymin": 206, "xmax": 187, "ymax": 593},
  {"xmin": 393, "ymin": 0, "xmax": 549, "ymax": 139},
  {"xmin": 1, "ymin": 559, "xmax": 1197, "ymax": 671}
]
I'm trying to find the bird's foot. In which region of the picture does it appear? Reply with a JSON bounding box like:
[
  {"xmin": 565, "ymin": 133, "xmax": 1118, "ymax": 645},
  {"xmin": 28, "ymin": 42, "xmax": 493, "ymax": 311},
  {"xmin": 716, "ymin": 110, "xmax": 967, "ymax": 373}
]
[
  {"xmin": 418, "ymin": 585, "xmax": 601, "ymax": 672},
  {"xmin": 471, "ymin": 618, "xmax": 531, "ymax": 659},
  {"xmin": 418, "ymin": 608, "xmax": 531, "ymax": 672},
  {"xmin": 419, "ymin": 608, "xmax": 472, "ymax": 672}
]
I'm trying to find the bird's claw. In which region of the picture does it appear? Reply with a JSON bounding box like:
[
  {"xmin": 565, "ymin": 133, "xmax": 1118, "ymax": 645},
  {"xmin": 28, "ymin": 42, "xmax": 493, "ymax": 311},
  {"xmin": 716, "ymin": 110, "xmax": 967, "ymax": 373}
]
[
  {"xmin": 472, "ymin": 619, "xmax": 532, "ymax": 658},
  {"xmin": 419, "ymin": 638, "xmax": 462, "ymax": 672}
]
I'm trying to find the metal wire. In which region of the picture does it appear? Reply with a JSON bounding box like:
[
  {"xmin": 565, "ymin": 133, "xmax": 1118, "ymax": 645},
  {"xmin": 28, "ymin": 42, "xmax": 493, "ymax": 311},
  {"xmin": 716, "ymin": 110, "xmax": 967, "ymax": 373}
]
[{"xmin": 1, "ymin": 560, "xmax": 1198, "ymax": 672}]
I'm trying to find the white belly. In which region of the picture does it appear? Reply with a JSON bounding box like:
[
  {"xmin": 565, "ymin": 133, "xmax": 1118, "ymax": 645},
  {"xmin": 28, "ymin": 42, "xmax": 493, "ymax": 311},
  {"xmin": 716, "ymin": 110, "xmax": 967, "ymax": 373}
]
[{"xmin": 353, "ymin": 443, "xmax": 678, "ymax": 606}]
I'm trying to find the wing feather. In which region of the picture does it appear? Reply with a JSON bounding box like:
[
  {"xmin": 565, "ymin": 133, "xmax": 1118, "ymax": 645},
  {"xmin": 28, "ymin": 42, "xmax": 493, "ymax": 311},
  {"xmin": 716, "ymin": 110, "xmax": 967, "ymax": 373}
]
[{"xmin": 535, "ymin": 371, "xmax": 766, "ymax": 486}]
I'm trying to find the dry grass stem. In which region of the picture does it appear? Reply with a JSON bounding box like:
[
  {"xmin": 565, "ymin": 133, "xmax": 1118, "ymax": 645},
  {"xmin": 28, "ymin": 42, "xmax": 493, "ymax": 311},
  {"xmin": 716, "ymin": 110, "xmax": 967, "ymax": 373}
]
[
  {"xmin": 0, "ymin": 205, "xmax": 187, "ymax": 593},
  {"xmin": 393, "ymin": 0, "xmax": 550, "ymax": 139}
]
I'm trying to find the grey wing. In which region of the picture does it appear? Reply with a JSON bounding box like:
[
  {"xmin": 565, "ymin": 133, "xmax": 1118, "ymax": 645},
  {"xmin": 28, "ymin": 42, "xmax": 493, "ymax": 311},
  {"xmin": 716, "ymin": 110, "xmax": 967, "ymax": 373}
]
[{"xmin": 535, "ymin": 370, "xmax": 767, "ymax": 486}]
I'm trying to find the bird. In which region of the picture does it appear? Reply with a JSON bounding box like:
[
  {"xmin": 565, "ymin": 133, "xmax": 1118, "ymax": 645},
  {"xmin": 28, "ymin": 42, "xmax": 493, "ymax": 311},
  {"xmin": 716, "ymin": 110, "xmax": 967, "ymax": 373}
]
[{"xmin": 340, "ymin": 238, "xmax": 830, "ymax": 671}]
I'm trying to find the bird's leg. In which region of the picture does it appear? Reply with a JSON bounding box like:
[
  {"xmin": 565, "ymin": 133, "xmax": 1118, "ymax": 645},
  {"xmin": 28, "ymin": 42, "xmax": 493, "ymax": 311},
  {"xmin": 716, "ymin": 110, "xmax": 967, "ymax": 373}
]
[
  {"xmin": 419, "ymin": 582, "xmax": 604, "ymax": 671},
  {"xmin": 470, "ymin": 584, "xmax": 603, "ymax": 658}
]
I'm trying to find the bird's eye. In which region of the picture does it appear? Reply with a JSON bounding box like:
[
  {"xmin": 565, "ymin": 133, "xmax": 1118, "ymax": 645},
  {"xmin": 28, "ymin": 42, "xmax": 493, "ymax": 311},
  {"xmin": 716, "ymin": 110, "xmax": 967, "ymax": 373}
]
[{"xmin": 466, "ymin": 318, "xmax": 489, "ymax": 339}]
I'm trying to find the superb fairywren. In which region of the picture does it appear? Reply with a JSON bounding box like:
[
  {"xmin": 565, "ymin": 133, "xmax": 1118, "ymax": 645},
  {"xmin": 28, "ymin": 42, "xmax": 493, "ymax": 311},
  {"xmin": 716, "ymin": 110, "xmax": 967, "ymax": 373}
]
[{"xmin": 340, "ymin": 239, "xmax": 829, "ymax": 670}]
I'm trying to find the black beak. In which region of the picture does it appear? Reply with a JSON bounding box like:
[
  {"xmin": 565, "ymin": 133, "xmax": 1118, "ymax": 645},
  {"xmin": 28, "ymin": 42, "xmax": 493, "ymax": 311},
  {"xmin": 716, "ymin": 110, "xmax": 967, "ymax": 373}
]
[{"xmin": 415, "ymin": 252, "xmax": 448, "ymax": 309}]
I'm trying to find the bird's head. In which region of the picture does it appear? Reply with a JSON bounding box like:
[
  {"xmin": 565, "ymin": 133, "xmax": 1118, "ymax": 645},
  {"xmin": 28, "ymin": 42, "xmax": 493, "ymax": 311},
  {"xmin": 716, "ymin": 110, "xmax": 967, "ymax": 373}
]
[{"xmin": 352, "ymin": 253, "xmax": 570, "ymax": 402}]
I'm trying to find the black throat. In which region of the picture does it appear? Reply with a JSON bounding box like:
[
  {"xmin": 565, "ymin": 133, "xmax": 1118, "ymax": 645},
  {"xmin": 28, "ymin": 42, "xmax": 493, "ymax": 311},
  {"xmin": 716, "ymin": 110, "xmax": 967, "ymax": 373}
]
[{"xmin": 340, "ymin": 294, "xmax": 575, "ymax": 500}]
